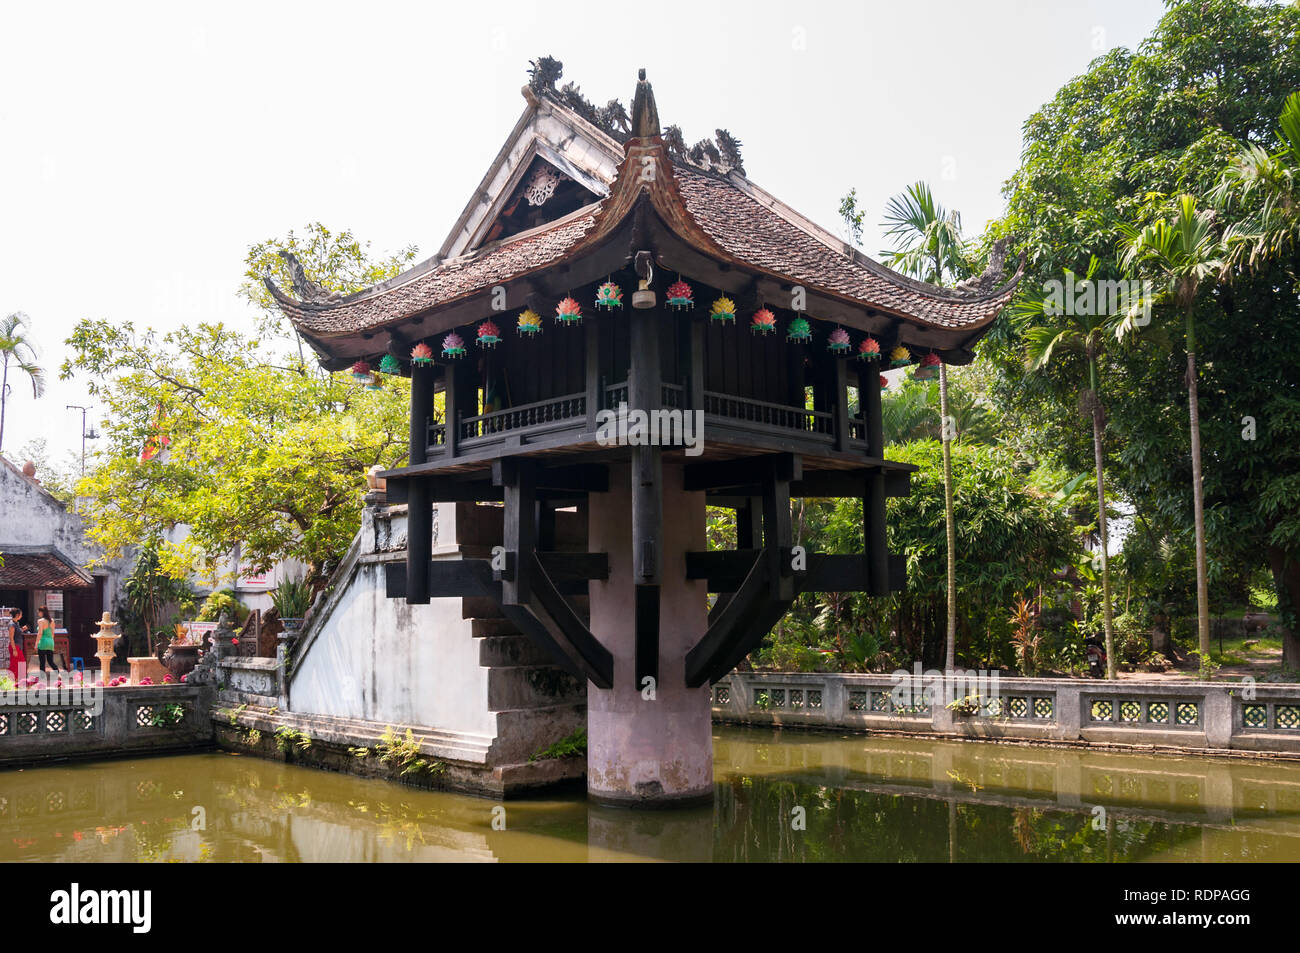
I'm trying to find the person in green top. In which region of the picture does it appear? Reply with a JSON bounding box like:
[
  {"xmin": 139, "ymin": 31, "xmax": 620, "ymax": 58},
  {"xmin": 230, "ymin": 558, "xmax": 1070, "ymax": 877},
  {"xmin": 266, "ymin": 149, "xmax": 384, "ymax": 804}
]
[{"xmin": 35, "ymin": 606, "xmax": 60, "ymax": 679}]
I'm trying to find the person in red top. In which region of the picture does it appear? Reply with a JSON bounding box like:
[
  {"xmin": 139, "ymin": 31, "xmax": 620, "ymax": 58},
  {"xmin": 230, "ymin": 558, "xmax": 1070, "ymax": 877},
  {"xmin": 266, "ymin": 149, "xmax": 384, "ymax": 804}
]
[{"xmin": 5, "ymin": 608, "xmax": 27, "ymax": 681}]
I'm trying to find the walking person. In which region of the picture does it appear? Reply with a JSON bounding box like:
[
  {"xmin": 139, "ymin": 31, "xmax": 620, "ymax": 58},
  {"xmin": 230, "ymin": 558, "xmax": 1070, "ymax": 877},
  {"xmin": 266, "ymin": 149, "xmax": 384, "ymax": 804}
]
[
  {"xmin": 5, "ymin": 608, "xmax": 27, "ymax": 682},
  {"xmin": 35, "ymin": 607, "xmax": 59, "ymax": 682}
]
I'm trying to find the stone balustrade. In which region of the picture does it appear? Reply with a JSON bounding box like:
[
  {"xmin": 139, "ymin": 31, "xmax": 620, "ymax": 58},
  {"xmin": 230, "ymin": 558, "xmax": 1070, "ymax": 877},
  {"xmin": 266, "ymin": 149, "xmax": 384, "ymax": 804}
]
[
  {"xmin": 0, "ymin": 684, "xmax": 213, "ymax": 766},
  {"xmin": 712, "ymin": 672, "xmax": 1300, "ymax": 754}
]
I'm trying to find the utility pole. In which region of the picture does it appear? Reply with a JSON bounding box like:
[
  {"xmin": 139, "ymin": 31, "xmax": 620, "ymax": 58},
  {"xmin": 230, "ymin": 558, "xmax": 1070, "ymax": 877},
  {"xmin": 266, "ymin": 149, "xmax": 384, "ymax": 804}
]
[{"xmin": 65, "ymin": 405, "xmax": 98, "ymax": 475}]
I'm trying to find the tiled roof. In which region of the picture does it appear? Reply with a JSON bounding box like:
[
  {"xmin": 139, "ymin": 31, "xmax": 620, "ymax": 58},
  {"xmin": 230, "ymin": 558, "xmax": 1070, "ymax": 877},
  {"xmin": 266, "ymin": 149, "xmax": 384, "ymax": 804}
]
[
  {"xmin": 273, "ymin": 211, "xmax": 599, "ymax": 335},
  {"xmin": 674, "ymin": 166, "xmax": 1014, "ymax": 330},
  {"xmin": 275, "ymin": 133, "xmax": 1017, "ymax": 344},
  {"xmin": 0, "ymin": 551, "xmax": 92, "ymax": 590}
]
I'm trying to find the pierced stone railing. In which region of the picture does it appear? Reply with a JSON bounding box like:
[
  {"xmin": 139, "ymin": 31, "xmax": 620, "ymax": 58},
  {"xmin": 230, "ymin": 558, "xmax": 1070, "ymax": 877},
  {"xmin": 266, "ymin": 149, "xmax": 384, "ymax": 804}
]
[
  {"xmin": 0, "ymin": 684, "xmax": 212, "ymax": 766},
  {"xmin": 713, "ymin": 672, "xmax": 1300, "ymax": 754}
]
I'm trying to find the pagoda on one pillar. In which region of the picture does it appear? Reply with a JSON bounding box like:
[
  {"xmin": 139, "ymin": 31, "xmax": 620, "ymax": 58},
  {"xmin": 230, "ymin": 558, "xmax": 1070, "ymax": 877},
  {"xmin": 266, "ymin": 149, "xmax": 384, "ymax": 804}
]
[{"xmin": 269, "ymin": 62, "xmax": 1020, "ymax": 805}]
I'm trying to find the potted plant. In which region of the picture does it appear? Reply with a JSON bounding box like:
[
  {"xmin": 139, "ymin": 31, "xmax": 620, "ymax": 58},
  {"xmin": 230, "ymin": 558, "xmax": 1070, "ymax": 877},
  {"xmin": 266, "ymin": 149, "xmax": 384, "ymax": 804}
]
[
  {"xmin": 270, "ymin": 576, "xmax": 313, "ymax": 664},
  {"xmin": 162, "ymin": 622, "xmax": 201, "ymax": 680}
]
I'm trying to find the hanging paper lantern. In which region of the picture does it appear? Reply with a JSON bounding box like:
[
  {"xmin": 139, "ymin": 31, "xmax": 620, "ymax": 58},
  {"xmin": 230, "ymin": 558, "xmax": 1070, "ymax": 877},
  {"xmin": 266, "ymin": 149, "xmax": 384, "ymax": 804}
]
[
  {"xmin": 786, "ymin": 316, "xmax": 812, "ymax": 342},
  {"xmin": 750, "ymin": 307, "xmax": 776, "ymax": 334},
  {"xmin": 595, "ymin": 282, "xmax": 623, "ymax": 310},
  {"xmin": 889, "ymin": 345, "xmax": 911, "ymax": 368},
  {"xmin": 858, "ymin": 337, "xmax": 881, "ymax": 361},
  {"xmin": 828, "ymin": 327, "xmax": 851, "ymax": 354},
  {"xmin": 911, "ymin": 352, "xmax": 942, "ymax": 381},
  {"xmin": 441, "ymin": 332, "xmax": 466, "ymax": 359},
  {"xmin": 711, "ymin": 296, "xmax": 737, "ymax": 324},
  {"xmin": 667, "ymin": 280, "xmax": 694, "ymax": 310},
  {"xmin": 556, "ymin": 296, "xmax": 583, "ymax": 326},
  {"xmin": 411, "ymin": 342, "xmax": 434, "ymax": 365},
  {"xmin": 476, "ymin": 319, "xmax": 501, "ymax": 348},
  {"xmin": 350, "ymin": 360, "xmax": 371, "ymax": 381},
  {"xmin": 517, "ymin": 308, "xmax": 543, "ymax": 336},
  {"xmin": 364, "ymin": 375, "xmax": 383, "ymax": 391},
  {"xmin": 879, "ymin": 374, "xmax": 889, "ymax": 389},
  {"xmin": 378, "ymin": 353, "xmax": 401, "ymax": 375}
]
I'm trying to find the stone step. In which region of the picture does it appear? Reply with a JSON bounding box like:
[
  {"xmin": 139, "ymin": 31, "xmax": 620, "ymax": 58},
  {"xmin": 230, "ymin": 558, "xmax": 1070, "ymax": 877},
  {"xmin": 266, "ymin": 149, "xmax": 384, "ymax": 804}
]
[
  {"xmin": 463, "ymin": 594, "xmax": 590, "ymax": 624},
  {"xmin": 479, "ymin": 634, "xmax": 553, "ymax": 667},
  {"xmin": 471, "ymin": 617, "xmax": 519, "ymax": 639},
  {"xmin": 487, "ymin": 664, "xmax": 585, "ymax": 712},
  {"xmin": 491, "ymin": 702, "xmax": 587, "ymax": 765}
]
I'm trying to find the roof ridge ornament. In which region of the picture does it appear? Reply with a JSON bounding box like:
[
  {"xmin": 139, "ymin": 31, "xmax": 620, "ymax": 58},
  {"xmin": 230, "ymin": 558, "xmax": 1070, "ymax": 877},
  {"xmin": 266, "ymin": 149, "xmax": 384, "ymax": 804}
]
[
  {"xmin": 630, "ymin": 68, "xmax": 660, "ymax": 139},
  {"xmin": 952, "ymin": 238, "xmax": 1017, "ymax": 295},
  {"xmin": 274, "ymin": 250, "xmax": 343, "ymax": 305}
]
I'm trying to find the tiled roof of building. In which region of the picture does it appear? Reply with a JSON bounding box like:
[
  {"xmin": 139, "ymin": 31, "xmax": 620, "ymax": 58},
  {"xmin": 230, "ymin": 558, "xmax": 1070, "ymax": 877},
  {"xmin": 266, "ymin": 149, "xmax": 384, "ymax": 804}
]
[
  {"xmin": 270, "ymin": 73, "xmax": 1019, "ymax": 348},
  {"xmin": 0, "ymin": 550, "xmax": 92, "ymax": 590}
]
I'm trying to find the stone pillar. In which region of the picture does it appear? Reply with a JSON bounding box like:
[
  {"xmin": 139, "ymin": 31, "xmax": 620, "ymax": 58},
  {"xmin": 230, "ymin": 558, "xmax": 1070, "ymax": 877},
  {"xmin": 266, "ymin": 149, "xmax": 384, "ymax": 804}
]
[{"xmin": 586, "ymin": 463, "xmax": 713, "ymax": 806}]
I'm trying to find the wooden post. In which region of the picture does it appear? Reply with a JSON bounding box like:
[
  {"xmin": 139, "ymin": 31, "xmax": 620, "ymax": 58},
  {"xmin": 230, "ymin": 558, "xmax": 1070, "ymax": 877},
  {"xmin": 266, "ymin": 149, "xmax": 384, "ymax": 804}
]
[
  {"xmin": 688, "ymin": 313, "xmax": 706, "ymax": 411},
  {"xmin": 857, "ymin": 362, "xmax": 884, "ymax": 458},
  {"xmin": 630, "ymin": 302, "xmax": 663, "ymax": 689},
  {"xmin": 736, "ymin": 497, "xmax": 762, "ymax": 550},
  {"xmin": 444, "ymin": 359, "xmax": 460, "ymax": 459},
  {"xmin": 833, "ymin": 355, "xmax": 850, "ymax": 452},
  {"xmin": 856, "ymin": 364, "xmax": 889, "ymax": 595},
  {"xmin": 585, "ymin": 317, "xmax": 601, "ymax": 430},
  {"xmin": 501, "ymin": 459, "xmax": 536, "ymax": 606},
  {"xmin": 406, "ymin": 362, "xmax": 435, "ymax": 604}
]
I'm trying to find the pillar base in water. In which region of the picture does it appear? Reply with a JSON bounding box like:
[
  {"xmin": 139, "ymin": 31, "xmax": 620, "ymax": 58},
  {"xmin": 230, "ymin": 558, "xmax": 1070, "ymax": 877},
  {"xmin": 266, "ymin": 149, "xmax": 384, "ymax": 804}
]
[{"xmin": 586, "ymin": 463, "xmax": 713, "ymax": 806}]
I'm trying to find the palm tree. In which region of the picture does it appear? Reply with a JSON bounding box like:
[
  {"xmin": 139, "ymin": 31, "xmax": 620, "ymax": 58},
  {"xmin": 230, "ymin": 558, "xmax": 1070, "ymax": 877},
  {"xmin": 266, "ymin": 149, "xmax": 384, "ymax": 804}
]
[
  {"xmin": 0, "ymin": 312, "xmax": 46, "ymax": 454},
  {"xmin": 1120, "ymin": 196, "xmax": 1225, "ymax": 674},
  {"xmin": 1014, "ymin": 256, "xmax": 1127, "ymax": 678},
  {"xmin": 1213, "ymin": 90, "xmax": 1300, "ymax": 273},
  {"xmin": 880, "ymin": 182, "xmax": 968, "ymax": 672}
]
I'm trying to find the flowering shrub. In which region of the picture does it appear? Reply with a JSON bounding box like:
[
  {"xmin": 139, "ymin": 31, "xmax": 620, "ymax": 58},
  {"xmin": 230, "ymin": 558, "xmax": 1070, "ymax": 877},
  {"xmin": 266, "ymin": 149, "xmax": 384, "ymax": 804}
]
[
  {"xmin": 140, "ymin": 677, "xmax": 153, "ymax": 686},
  {"xmin": 163, "ymin": 674, "xmax": 174, "ymax": 683}
]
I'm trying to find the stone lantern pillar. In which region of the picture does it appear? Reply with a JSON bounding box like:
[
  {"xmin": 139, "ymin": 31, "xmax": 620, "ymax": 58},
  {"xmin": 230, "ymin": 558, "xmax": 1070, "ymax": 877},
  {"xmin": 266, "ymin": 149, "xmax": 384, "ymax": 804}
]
[{"xmin": 94, "ymin": 612, "xmax": 118, "ymax": 686}]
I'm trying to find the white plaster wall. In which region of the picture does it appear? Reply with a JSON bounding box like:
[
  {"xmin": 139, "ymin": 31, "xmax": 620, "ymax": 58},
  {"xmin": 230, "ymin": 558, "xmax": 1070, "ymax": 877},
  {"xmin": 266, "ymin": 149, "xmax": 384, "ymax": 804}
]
[{"xmin": 288, "ymin": 560, "xmax": 495, "ymax": 739}]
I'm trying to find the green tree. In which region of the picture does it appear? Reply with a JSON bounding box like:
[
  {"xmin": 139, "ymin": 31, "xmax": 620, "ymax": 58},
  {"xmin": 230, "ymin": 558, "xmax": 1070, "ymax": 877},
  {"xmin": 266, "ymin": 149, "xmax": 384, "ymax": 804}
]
[
  {"xmin": 124, "ymin": 541, "xmax": 197, "ymax": 656},
  {"xmin": 1215, "ymin": 90, "xmax": 1300, "ymax": 273},
  {"xmin": 985, "ymin": 0, "xmax": 1300, "ymax": 662},
  {"xmin": 0, "ymin": 311, "xmax": 45, "ymax": 454},
  {"xmin": 879, "ymin": 181, "xmax": 970, "ymax": 672},
  {"xmin": 1013, "ymin": 256, "xmax": 1131, "ymax": 678},
  {"xmin": 1120, "ymin": 194, "xmax": 1225, "ymax": 672},
  {"xmin": 62, "ymin": 225, "xmax": 418, "ymax": 590}
]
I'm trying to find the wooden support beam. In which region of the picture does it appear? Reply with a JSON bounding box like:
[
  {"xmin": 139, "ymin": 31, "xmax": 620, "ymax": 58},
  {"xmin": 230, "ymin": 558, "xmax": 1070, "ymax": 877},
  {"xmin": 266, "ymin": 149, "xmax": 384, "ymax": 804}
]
[
  {"xmin": 684, "ymin": 551, "xmax": 767, "ymax": 686},
  {"xmin": 536, "ymin": 552, "xmax": 609, "ymax": 581},
  {"xmin": 683, "ymin": 453, "xmax": 801, "ymax": 491},
  {"xmin": 382, "ymin": 559, "xmax": 614, "ymax": 686},
  {"xmin": 687, "ymin": 551, "xmax": 872, "ymax": 593},
  {"xmin": 499, "ymin": 459, "xmax": 536, "ymax": 606},
  {"xmin": 404, "ymin": 362, "xmax": 437, "ymax": 606},
  {"xmin": 526, "ymin": 552, "xmax": 614, "ymax": 688},
  {"xmin": 737, "ymin": 498, "xmax": 761, "ymax": 549},
  {"xmin": 763, "ymin": 466, "xmax": 794, "ymax": 602}
]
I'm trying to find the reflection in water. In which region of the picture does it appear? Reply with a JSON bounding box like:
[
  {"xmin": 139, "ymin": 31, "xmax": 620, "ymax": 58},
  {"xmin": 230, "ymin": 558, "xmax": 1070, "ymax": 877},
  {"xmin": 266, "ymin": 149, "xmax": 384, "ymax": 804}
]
[{"xmin": 3, "ymin": 726, "xmax": 1300, "ymax": 862}]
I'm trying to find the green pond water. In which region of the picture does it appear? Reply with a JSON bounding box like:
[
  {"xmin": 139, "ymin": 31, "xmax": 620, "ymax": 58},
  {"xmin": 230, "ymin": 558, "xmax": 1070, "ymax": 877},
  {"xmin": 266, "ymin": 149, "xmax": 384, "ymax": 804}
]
[{"xmin": 3, "ymin": 726, "xmax": 1299, "ymax": 862}]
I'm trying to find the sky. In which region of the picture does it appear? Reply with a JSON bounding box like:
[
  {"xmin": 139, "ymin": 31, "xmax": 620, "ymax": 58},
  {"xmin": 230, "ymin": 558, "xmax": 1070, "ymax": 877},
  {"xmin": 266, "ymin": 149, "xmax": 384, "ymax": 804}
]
[{"xmin": 0, "ymin": 0, "xmax": 1168, "ymax": 472}]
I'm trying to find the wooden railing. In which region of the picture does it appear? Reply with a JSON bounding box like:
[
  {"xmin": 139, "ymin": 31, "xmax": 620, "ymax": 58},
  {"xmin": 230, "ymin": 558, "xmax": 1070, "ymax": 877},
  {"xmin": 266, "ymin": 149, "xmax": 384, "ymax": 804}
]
[
  {"xmin": 703, "ymin": 391, "xmax": 834, "ymax": 438},
  {"xmin": 420, "ymin": 380, "xmax": 854, "ymax": 459},
  {"xmin": 460, "ymin": 393, "xmax": 586, "ymax": 442}
]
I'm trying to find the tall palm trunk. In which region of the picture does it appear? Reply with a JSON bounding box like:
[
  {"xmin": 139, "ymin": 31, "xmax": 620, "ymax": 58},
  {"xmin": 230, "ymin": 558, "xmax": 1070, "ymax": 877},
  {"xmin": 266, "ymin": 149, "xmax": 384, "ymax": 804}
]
[
  {"xmin": 940, "ymin": 363, "xmax": 957, "ymax": 672},
  {"xmin": 1186, "ymin": 316, "xmax": 1211, "ymax": 671},
  {"xmin": 1087, "ymin": 359, "xmax": 1116, "ymax": 679},
  {"xmin": 0, "ymin": 352, "xmax": 9, "ymax": 454}
]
